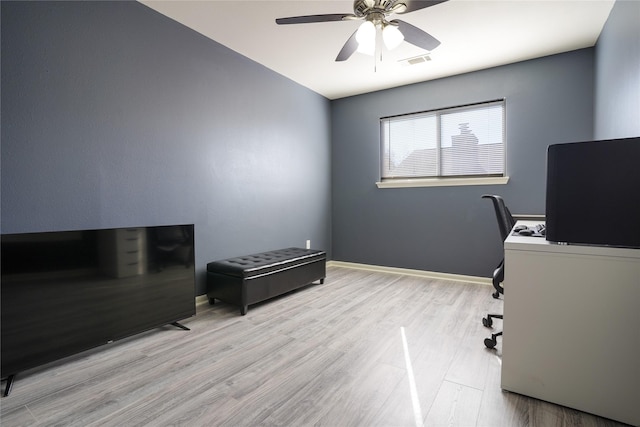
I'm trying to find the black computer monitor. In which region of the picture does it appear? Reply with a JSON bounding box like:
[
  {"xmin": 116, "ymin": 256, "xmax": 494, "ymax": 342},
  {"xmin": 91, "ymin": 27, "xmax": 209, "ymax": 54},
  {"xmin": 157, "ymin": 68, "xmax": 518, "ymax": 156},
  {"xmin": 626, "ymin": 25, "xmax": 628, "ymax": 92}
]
[{"xmin": 545, "ymin": 136, "xmax": 640, "ymax": 248}]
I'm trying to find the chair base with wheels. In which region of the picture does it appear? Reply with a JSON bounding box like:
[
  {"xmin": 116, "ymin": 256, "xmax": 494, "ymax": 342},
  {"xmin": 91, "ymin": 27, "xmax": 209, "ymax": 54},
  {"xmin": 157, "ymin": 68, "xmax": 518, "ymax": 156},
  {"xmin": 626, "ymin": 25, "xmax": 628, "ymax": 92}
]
[
  {"xmin": 483, "ymin": 258, "xmax": 505, "ymax": 348},
  {"xmin": 482, "ymin": 314, "xmax": 503, "ymax": 349}
]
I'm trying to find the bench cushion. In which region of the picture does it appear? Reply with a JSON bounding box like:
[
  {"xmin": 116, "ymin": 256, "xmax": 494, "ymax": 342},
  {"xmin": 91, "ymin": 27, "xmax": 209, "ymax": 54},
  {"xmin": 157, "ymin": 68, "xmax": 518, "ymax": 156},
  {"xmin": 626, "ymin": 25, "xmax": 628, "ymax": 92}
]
[{"xmin": 206, "ymin": 247, "xmax": 326, "ymax": 279}]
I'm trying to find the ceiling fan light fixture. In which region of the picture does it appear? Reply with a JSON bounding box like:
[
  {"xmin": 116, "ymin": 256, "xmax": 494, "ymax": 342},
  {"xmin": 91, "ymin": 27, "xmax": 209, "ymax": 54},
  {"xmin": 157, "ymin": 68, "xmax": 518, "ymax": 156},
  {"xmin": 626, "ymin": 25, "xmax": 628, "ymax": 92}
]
[
  {"xmin": 356, "ymin": 20, "xmax": 376, "ymax": 55},
  {"xmin": 275, "ymin": 0, "xmax": 447, "ymax": 62},
  {"xmin": 382, "ymin": 24, "xmax": 404, "ymax": 50}
]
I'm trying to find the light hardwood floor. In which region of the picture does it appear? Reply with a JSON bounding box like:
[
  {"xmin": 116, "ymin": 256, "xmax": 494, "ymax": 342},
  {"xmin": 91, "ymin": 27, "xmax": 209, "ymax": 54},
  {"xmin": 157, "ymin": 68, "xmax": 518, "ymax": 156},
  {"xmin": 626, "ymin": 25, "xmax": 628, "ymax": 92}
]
[{"xmin": 0, "ymin": 266, "xmax": 628, "ymax": 426}]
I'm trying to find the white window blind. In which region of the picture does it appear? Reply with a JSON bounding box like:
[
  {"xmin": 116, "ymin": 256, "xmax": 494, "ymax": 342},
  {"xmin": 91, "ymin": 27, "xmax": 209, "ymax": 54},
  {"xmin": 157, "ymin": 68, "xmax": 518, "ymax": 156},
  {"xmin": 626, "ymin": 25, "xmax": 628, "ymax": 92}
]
[{"xmin": 381, "ymin": 100, "xmax": 505, "ymax": 180}]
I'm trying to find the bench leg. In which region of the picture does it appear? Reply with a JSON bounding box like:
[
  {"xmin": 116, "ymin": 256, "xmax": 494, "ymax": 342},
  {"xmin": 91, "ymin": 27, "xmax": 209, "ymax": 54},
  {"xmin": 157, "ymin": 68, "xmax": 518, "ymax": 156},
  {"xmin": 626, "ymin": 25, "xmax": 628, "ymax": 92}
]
[{"xmin": 240, "ymin": 305, "xmax": 248, "ymax": 316}]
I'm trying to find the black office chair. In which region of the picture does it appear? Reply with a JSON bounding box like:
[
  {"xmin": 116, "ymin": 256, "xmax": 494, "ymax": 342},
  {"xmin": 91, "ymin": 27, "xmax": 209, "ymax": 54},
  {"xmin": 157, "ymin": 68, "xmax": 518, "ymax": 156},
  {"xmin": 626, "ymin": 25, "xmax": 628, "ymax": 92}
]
[{"xmin": 481, "ymin": 194, "xmax": 516, "ymax": 349}]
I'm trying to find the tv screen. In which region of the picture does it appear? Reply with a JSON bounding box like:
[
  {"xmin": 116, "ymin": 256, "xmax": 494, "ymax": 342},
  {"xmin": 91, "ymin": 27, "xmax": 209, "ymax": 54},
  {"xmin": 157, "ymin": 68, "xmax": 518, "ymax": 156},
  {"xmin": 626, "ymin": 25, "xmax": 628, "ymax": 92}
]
[
  {"xmin": 546, "ymin": 137, "xmax": 640, "ymax": 248},
  {"xmin": 1, "ymin": 225, "xmax": 196, "ymax": 382}
]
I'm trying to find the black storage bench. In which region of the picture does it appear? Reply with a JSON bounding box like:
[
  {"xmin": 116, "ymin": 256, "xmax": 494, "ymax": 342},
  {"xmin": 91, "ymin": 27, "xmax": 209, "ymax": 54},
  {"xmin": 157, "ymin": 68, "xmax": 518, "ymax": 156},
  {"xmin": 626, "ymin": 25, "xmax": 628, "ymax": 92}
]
[{"xmin": 206, "ymin": 248, "xmax": 326, "ymax": 315}]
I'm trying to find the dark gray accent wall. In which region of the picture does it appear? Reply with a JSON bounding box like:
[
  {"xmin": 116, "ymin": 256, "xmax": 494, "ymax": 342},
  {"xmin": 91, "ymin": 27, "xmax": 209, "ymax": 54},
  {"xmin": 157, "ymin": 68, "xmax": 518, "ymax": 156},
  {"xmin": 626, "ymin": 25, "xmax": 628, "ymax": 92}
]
[
  {"xmin": 1, "ymin": 1, "xmax": 332, "ymax": 295},
  {"xmin": 594, "ymin": 0, "xmax": 640, "ymax": 139},
  {"xmin": 331, "ymin": 50, "xmax": 594, "ymax": 277}
]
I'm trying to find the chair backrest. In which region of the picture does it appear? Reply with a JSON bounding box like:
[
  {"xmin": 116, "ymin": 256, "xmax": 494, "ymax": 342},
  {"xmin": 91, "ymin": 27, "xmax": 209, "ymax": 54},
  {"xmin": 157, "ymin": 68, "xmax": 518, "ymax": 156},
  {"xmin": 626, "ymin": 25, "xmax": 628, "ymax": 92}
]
[{"xmin": 482, "ymin": 194, "xmax": 516, "ymax": 241}]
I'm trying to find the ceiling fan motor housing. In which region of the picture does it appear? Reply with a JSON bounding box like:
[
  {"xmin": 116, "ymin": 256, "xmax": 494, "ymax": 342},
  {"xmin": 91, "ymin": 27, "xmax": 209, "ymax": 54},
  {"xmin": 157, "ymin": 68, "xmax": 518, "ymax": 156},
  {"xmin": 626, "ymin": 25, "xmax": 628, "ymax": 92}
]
[
  {"xmin": 354, "ymin": 0, "xmax": 407, "ymax": 17},
  {"xmin": 354, "ymin": 0, "xmax": 373, "ymax": 17}
]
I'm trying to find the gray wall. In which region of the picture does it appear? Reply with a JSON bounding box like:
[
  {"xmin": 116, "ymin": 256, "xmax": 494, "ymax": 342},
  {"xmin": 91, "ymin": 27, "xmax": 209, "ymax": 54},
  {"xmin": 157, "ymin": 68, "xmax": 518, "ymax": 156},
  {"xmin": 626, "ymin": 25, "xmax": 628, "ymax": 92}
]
[
  {"xmin": 330, "ymin": 50, "xmax": 595, "ymax": 277},
  {"xmin": 1, "ymin": 1, "xmax": 332, "ymax": 295},
  {"xmin": 594, "ymin": 0, "xmax": 640, "ymax": 139},
  {"xmin": 3, "ymin": 0, "xmax": 635, "ymax": 289}
]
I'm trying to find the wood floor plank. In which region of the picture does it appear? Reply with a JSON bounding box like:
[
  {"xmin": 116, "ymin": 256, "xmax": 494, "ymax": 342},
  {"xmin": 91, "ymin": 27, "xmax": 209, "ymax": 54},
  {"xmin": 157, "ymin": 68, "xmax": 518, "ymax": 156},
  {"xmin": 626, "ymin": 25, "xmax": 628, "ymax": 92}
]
[
  {"xmin": 408, "ymin": 332, "xmax": 464, "ymax": 423},
  {"xmin": 423, "ymin": 380, "xmax": 483, "ymax": 426},
  {"xmin": 0, "ymin": 405, "xmax": 37, "ymax": 426},
  {"xmin": 444, "ymin": 341, "xmax": 493, "ymax": 391},
  {"xmin": 0, "ymin": 266, "xmax": 630, "ymax": 427},
  {"xmin": 313, "ymin": 362, "xmax": 407, "ymax": 427},
  {"xmin": 475, "ymin": 343, "xmax": 530, "ymax": 426},
  {"xmin": 370, "ymin": 376, "xmax": 421, "ymax": 427},
  {"xmin": 214, "ymin": 345, "xmax": 346, "ymax": 426}
]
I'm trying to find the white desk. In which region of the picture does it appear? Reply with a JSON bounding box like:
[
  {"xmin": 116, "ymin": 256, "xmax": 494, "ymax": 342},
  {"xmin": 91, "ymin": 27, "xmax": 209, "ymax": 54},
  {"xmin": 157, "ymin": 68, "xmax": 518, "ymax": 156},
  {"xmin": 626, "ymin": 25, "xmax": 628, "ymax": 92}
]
[{"xmin": 502, "ymin": 221, "xmax": 640, "ymax": 426}]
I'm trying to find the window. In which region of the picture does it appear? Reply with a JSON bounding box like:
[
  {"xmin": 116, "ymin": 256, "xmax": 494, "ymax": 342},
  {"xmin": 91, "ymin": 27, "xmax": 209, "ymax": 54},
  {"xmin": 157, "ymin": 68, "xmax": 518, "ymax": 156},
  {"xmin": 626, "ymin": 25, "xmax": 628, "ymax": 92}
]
[{"xmin": 379, "ymin": 100, "xmax": 506, "ymax": 187}]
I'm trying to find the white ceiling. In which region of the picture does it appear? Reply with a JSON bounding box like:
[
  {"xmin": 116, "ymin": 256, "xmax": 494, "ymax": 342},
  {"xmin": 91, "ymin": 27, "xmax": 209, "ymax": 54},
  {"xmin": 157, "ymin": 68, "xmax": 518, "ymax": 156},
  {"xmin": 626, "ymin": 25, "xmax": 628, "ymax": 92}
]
[{"xmin": 140, "ymin": 0, "xmax": 615, "ymax": 100}]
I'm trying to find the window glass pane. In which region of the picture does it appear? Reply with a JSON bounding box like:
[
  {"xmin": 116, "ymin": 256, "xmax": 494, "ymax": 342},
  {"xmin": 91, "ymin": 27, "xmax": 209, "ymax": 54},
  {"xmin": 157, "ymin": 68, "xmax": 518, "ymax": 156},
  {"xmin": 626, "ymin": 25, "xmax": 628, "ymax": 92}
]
[
  {"xmin": 440, "ymin": 103, "xmax": 504, "ymax": 176},
  {"xmin": 382, "ymin": 114, "xmax": 437, "ymax": 178},
  {"xmin": 380, "ymin": 100, "xmax": 505, "ymax": 180}
]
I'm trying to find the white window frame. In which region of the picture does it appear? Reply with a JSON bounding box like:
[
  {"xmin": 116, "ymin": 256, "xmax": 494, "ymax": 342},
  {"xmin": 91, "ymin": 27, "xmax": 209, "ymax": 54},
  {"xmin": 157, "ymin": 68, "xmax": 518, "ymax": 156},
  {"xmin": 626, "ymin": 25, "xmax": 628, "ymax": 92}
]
[{"xmin": 376, "ymin": 99, "xmax": 509, "ymax": 189}]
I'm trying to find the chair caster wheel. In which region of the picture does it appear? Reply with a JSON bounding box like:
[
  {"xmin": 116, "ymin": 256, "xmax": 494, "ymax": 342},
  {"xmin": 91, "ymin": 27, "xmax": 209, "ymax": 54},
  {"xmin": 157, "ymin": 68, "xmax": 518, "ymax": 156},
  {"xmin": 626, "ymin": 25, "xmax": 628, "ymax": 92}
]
[
  {"xmin": 484, "ymin": 337, "xmax": 497, "ymax": 349},
  {"xmin": 482, "ymin": 317, "xmax": 493, "ymax": 327},
  {"xmin": 492, "ymin": 291, "xmax": 500, "ymax": 299}
]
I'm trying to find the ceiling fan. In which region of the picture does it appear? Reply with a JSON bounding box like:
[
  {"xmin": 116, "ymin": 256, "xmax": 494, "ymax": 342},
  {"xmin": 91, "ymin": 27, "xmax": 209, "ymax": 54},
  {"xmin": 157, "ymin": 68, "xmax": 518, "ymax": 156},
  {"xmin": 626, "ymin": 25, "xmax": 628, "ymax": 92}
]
[{"xmin": 275, "ymin": 0, "xmax": 449, "ymax": 62}]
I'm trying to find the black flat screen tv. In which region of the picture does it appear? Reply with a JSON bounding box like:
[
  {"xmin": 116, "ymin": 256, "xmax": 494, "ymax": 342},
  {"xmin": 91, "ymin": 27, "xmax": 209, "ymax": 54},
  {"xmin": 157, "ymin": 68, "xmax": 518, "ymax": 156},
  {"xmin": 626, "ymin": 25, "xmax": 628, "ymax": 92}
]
[
  {"xmin": 546, "ymin": 137, "xmax": 640, "ymax": 248},
  {"xmin": 1, "ymin": 224, "xmax": 196, "ymax": 393}
]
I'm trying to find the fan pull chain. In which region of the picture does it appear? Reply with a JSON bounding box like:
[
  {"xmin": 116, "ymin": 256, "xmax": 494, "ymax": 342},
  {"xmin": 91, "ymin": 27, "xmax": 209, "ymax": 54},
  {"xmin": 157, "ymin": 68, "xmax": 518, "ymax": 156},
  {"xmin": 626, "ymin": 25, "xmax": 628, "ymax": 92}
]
[{"xmin": 374, "ymin": 26, "xmax": 382, "ymax": 73}]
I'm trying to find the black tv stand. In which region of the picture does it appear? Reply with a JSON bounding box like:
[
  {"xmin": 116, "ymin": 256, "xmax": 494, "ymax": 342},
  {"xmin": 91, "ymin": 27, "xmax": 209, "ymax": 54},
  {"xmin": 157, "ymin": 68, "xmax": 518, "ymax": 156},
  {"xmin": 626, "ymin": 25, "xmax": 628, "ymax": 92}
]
[
  {"xmin": 3, "ymin": 374, "xmax": 15, "ymax": 397},
  {"xmin": 170, "ymin": 321, "xmax": 190, "ymax": 331}
]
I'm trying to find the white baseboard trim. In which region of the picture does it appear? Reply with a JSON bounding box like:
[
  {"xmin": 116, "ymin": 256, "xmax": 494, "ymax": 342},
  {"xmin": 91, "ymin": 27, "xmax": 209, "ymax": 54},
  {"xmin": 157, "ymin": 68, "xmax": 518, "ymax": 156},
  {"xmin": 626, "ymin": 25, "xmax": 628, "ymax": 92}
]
[{"xmin": 326, "ymin": 260, "xmax": 492, "ymax": 286}]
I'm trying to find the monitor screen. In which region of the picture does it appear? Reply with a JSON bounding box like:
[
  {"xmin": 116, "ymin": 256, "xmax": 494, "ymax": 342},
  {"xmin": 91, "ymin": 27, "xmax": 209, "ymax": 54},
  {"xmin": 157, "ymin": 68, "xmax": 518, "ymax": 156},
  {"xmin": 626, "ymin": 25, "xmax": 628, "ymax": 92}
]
[{"xmin": 545, "ymin": 137, "xmax": 640, "ymax": 248}]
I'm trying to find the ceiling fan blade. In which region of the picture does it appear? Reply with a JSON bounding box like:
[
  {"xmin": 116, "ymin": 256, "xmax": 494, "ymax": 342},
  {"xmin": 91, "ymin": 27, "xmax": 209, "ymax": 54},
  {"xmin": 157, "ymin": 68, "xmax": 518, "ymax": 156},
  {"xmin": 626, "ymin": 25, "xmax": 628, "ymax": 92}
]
[
  {"xmin": 335, "ymin": 30, "xmax": 359, "ymax": 62},
  {"xmin": 393, "ymin": 19, "xmax": 441, "ymax": 51},
  {"xmin": 396, "ymin": 0, "xmax": 449, "ymax": 14},
  {"xmin": 276, "ymin": 14, "xmax": 356, "ymax": 25}
]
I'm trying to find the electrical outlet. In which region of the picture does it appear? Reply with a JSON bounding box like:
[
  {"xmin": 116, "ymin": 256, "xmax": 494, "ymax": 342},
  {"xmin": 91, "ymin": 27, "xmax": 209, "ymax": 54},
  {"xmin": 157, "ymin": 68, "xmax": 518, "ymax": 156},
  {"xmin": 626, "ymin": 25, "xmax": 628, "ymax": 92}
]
[{"xmin": 306, "ymin": 240, "xmax": 311, "ymax": 249}]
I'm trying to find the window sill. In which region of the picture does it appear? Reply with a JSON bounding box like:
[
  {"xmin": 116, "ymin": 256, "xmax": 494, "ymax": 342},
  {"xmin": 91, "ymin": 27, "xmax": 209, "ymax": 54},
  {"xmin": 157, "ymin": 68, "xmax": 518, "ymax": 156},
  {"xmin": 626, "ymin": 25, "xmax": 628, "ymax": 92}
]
[{"xmin": 376, "ymin": 176, "xmax": 510, "ymax": 189}]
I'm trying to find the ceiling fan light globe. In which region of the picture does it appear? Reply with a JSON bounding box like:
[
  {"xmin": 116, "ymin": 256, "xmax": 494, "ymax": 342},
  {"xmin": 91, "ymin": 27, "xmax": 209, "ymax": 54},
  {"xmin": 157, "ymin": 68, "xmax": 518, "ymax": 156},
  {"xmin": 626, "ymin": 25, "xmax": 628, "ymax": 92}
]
[
  {"xmin": 355, "ymin": 20, "xmax": 376, "ymax": 55},
  {"xmin": 356, "ymin": 40, "xmax": 376, "ymax": 56},
  {"xmin": 383, "ymin": 24, "xmax": 404, "ymax": 50}
]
